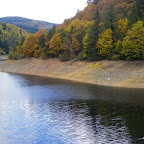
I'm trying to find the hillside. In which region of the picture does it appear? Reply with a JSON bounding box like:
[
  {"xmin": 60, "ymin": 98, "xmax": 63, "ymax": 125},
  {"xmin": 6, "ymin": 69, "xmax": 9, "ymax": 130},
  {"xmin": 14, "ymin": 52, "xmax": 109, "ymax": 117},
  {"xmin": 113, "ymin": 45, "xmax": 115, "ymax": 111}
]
[
  {"xmin": 0, "ymin": 17, "xmax": 58, "ymax": 33},
  {"xmin": 73, "ymin": 0, "xmax": 133, "ymax": 21},
  {"xmin": 8, "ymin": 0, "xmax": 144, "ymax": 61},
  {"xmin": 0, "ymin": 22, "xmax": 29, "ymax": 53}
]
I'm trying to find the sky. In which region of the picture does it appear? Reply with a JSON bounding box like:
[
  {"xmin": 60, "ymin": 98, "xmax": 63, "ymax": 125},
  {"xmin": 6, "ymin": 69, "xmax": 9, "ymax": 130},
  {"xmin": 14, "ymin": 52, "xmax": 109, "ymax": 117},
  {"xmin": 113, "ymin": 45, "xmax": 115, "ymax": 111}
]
[{"xmin": 0, "ymin": 0, "xmax": 87, "ymax": 24}]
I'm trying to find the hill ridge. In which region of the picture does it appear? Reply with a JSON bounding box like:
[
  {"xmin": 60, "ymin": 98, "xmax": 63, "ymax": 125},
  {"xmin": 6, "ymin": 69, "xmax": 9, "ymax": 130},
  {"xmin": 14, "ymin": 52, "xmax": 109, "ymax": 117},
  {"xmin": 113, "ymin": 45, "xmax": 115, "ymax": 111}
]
[{"xmin": 0, "ymin": 16, "xmax": 58, "ymax": 33}]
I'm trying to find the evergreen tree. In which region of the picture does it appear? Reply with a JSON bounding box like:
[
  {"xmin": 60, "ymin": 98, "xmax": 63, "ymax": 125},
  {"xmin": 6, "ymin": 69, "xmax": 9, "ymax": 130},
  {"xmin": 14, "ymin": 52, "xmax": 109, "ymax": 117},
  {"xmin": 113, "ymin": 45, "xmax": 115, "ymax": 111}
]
[
  {"xmin": 87, "ymin": 8, "xmax": 101, "ymax": 60},
  {"xmin": 93, "ymin": 0, "xmax": 101, "ymax": 5},
  {"xmin": 104, "ymin": 4, "xmax": 116, "ymax": 31},
  {"xmin": 2, "ymin": 40, "xmax": 9, "ymax": 54},
  {"xmin": 2, "ymin": 23, "xmax": 6, "ymax": 30},
  {"xmin": 45, "ymin": 26, "xmax": 56, "ymax": 42},
  {"xmin": 136, "ymin": 0, "xmax": 144, "ymax": 20},
  {"xmin": 123, "ymin": 9, "xmax": 128, "ymax": 18},
  {"xmin": 129, "ymin": 0, "xmax": 144, "ymax": 26},
  {"xmin": 129, "ymin": 1, "xmax": 139, "ymax": 26},
  {"xmin": 0, "ymin": 39, "xmax": 3, "ymax": 48},
  {"xmin": 19, "ymin": 36, "xmax": 25, "ymax": 46},
  {"xmin": 39, "ymin": 34, "xmax": 45, "ymax": 48}
]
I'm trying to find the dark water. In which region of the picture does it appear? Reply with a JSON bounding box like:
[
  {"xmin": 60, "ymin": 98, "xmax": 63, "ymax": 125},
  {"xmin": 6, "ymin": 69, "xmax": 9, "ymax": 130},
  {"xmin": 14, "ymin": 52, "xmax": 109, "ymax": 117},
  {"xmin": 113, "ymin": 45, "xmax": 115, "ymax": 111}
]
[{"xmin": 0, "ymin": 72, "xmax": 144, "ymax": 144}]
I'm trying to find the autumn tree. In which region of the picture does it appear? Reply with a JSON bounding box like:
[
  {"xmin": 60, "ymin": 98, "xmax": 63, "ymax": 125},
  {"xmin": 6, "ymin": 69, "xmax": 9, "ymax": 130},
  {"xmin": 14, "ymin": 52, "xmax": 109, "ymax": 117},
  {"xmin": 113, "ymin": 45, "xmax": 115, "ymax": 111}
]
[
  {"xmin": 23, "ymin": 34, "xmax": 39, "ymax": 57},
  {"xmin": 116, "ymin": 18, "xmax": 128, "ymax": 40},
  {"xmin": 71, "ymin": 37, "xmax": 80, "ymax": 55},
  {"xmin": 97, "ymin": 28, "xmax": 113, "ymax": 58},
  {"xmin": 122, "ymin": 21, "xmax": 144, "ymax": 60},
  {"xmin": 49, "ymin": 33, "xmax": 62, "ymax": 57},
  {"xmin": 112, "ymin": 40, "xmax": 123, "ymax": 60},
  {"xmin": 82, "ymin": 33, "xmax": 89, "ymax": 59}
]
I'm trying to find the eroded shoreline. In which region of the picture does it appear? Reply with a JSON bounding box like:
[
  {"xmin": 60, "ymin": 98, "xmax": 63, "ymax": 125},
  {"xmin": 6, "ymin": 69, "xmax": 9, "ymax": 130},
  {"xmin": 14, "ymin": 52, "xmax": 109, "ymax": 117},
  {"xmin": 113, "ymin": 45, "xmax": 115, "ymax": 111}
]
[{"xmin": 0, "ymin": 58, "xmax": 144, "ymax": 88}]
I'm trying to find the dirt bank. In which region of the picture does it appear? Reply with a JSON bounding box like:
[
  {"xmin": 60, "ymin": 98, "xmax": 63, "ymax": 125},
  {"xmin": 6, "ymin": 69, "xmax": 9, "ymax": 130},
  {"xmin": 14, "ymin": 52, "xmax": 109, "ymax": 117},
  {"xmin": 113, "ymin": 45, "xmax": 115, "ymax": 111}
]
[
  {"xmin": 0, "ymin": 58, "xmax": 144, "ymax": 88},
  {"xmin": 0, "ymin": 55, "xmax": 8, "ymax": 61}
]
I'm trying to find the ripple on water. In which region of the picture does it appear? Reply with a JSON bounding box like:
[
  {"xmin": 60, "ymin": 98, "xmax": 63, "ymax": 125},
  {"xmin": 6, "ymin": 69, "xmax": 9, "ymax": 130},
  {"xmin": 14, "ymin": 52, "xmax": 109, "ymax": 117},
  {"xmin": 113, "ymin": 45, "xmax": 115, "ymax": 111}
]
[{"xmin": 0, "ymin": 72, "xmax": 144, "ymax": 144}]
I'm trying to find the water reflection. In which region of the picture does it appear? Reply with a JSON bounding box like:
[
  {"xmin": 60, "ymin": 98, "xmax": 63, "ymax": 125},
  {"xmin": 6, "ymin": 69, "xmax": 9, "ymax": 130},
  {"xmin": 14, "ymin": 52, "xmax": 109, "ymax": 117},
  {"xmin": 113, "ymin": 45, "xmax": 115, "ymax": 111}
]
[{"xmin": 0, "ymin": 72, "xmax": 144, "ymax": 144}]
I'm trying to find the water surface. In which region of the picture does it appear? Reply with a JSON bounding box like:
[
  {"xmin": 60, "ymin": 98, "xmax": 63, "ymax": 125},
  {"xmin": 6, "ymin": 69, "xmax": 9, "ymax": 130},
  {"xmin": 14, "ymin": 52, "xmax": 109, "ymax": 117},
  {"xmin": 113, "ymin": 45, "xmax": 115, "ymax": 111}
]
[
  {"xmin": 0, "ymin": 61, "xmax": 4, "ymax": 64},
  {"xmin": 0, "ymin": 72, "xmax": 144, "ymax": 144}
]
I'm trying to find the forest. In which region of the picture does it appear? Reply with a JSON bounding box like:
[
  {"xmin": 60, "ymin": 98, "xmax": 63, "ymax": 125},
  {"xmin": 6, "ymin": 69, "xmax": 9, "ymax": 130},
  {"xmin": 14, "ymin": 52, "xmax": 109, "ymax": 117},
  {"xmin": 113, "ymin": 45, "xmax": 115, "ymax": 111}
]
[
  {"xmin": 8, "ymin": 0, "xmax": 144, "ymax": 61},
  {"xmin": 0, "ymin": 22, "xmax": 28, "ymax": 56}
]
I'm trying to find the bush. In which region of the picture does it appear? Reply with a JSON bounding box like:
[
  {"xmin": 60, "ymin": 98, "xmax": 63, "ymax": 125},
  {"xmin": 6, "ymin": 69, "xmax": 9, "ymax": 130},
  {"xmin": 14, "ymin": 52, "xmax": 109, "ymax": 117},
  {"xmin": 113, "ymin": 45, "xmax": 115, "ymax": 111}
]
[
  {"xmin": 12, "ymin": 53, "xmax": 19, "ymax": 60},
  {"xmin": 8, "ymin": 52, "xmax": 25, "ymax": 60},
  {"xmin": 8, "ymin": 52, "xmax": 13, "ymax": 59},
  {"xmin": 77, "ymin": 52, "xmax": 83, "ymax": 61},
  {"xmin": 112, "ymin": 54, "xmax": 121, "ymax": 60},
  {"xmin": 18, "ymin": 53, "xmax": 25, "ymax": 59},
  {"xmin": 41, "ymin": 52, "xmax": 49, "ymax": 60},
  {"xmin": 0, "ymin": 48, "xmax": 6, "ymax": 55},
  {"xmin": 59, "ymin": 53, "xmax": 70, "ymax": 62}
]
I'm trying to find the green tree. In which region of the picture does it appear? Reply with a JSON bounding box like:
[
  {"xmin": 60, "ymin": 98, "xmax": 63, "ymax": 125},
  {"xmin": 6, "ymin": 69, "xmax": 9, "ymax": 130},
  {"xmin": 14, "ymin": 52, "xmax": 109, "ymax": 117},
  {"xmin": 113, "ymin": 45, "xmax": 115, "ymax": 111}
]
[
  {"xmin": 87, "ymin": 7, "xmax": 101, "ymax": 60},
  {"xmin": 2, "ymin": 23, "xmax": 6, "ymax": 30},
  {"xmin": 2, "ymin": 40, "xmax": 9, "ymax": 54},
  {"xmin": 0, "ymin": 39, "xmax": 3, "ymax": 48},
  {"xmin": 136, "ymin": 0, "xmax": 144, "ymax": 20},
  {"xmin": 122, "ymin": 21, "xmax": 144, "ymax": 60},
  {"xmin": 129, "ymin": 1, "xmax": 139, "ymax": 26},
  {"xmin": 129, "ymin": 0, "xmax": 144, "ymax": 26},
  {"xmin": 45, "ymin": 26, "xmax": 56, "ymax": 42},
  {"xmin": 104, "ymin": 4, "xmax": 116, "ymax": 31}
]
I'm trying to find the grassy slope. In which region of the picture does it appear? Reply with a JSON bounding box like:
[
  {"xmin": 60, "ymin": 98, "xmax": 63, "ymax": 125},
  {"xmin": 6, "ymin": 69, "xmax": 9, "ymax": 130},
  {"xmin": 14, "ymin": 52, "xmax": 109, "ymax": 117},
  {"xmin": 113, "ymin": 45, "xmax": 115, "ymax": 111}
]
[{"xmin": 0, "ymin": 59, "xmax": 143, "ymax": 88}]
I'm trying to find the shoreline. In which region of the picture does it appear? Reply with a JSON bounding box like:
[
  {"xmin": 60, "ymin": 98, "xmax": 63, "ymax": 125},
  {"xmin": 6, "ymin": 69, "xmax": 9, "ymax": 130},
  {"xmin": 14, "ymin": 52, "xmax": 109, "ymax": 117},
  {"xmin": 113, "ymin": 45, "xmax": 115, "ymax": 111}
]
[
  {"xmin": 0, "ymin": 58, "xmax": 144, "ymax": 89},
  {"xmin": 0, "ymin": 55, "xmax": 8, "ymax": 61}
]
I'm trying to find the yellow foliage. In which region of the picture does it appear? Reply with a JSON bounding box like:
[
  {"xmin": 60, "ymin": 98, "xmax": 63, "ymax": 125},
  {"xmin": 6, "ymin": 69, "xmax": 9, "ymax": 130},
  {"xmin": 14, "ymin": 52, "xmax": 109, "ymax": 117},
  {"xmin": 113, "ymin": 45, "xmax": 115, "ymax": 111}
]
[
  {"xmin": 49, "ymin": 33, "xmax": 62, "ymax": 57},
  {"xmin": 97, "ymin": 28, "xmax": 113, "ymax": 57},
  {"xmin": 23, "ymin": 34, "xmax": 39, "ymax": 57}
]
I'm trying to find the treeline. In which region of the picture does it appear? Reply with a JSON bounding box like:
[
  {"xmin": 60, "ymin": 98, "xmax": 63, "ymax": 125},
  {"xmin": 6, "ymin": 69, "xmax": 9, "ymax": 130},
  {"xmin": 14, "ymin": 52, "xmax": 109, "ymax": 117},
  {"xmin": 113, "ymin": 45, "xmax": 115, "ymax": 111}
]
[{"xmin": 9, "ymin": 0, "xmax": 144, "ymax": 61}]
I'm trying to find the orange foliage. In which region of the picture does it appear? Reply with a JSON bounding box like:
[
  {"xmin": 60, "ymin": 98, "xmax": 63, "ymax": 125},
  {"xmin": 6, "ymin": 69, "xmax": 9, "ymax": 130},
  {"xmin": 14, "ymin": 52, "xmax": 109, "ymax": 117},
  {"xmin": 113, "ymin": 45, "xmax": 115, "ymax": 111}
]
[{"xmin": 23, "ymin": 34, "xmax": 39, "ymax": 57}]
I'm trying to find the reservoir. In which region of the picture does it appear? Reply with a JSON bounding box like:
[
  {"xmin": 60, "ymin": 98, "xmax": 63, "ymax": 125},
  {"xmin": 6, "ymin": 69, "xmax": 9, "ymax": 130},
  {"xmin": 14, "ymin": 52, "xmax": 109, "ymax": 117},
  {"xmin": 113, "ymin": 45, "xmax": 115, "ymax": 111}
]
[{"xmin": 0, "ymin": 72, "xmax": 144, "ymax": 144}]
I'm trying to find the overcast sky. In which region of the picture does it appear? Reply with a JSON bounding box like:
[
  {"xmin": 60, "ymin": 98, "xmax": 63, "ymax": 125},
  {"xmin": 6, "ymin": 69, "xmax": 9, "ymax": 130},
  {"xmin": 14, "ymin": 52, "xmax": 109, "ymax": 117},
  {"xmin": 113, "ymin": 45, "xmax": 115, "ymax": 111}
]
[{"xmin": 0, "ymin": 0, "xmax": 87, "ymax": 24}]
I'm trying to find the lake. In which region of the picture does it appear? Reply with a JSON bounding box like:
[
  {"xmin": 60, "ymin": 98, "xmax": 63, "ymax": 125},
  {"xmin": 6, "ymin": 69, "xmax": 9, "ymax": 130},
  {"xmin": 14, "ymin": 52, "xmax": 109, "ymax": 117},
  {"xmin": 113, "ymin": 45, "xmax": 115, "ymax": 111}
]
[
  {"xmin": 0, "ymin": 72, "xmax": 144, "ymax": 144},
  {"xmin": 0, "ymin": 61, "xmax": 4, "ymax": 64}
]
